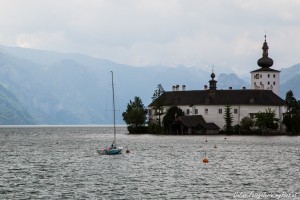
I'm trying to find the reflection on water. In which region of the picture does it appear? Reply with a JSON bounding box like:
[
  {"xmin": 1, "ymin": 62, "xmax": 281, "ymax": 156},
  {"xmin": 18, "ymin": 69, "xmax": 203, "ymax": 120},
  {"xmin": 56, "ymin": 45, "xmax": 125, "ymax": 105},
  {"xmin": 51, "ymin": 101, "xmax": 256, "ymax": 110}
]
[{"xmin": 0, "ymin": 127, "xmax": 299, "ymax": 199}]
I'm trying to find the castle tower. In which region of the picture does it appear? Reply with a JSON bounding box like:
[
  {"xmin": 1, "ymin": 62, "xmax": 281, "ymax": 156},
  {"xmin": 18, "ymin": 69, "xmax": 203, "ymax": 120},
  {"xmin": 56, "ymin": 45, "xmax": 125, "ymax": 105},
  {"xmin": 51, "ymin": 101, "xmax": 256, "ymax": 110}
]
[{"xmin": 250, "ymin": 35, "xmax": 280, "ymax": 96}]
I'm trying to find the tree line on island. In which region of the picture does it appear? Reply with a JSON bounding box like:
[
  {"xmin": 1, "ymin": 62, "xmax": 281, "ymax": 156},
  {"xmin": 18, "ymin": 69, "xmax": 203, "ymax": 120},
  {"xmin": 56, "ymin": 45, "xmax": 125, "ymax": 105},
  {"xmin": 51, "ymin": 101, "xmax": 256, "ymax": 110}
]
[{"xmin": 122, "ymin": 84, "xmax": 300, "ymax": 135}]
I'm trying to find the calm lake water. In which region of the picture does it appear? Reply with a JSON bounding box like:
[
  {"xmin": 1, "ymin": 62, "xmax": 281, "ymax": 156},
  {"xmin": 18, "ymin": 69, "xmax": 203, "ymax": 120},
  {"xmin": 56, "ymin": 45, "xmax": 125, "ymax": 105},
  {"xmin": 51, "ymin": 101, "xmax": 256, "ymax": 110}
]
[{"xmin": 0, "ymin": 126, "xmax": 299, "ymax": 199}]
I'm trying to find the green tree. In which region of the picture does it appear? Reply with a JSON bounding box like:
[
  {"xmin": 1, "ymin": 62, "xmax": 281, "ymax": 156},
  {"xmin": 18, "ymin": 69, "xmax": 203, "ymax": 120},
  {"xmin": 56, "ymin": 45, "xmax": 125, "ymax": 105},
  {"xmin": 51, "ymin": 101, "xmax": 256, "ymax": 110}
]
[
  {"xmin": 122, "ymin": 96, "xmax": 147, "ymax": 133},
  {"xmin": 151, "ymin": 84, "xmax": 165, "ymax": 126},
  {"xmin": 285, "ymin": 90, "xmax": 298, "ymax": 113},
  {"xmin": 162, "ymin": 106, "xmax": 184, "ymax": 134},
  {"xmin": 223, "ymin": 104, "xmax": 233, "ymax": 133},
  {"xmin": 283, "ymin": 90, "xmax": 300, "ymax": 134},
  {"xmin": 255, "ymin": 108, "xmax": 279, "ymax": 130},
  {"xmin": 240, "ymin": 117, "xmax": 254, "ymax": 131}
]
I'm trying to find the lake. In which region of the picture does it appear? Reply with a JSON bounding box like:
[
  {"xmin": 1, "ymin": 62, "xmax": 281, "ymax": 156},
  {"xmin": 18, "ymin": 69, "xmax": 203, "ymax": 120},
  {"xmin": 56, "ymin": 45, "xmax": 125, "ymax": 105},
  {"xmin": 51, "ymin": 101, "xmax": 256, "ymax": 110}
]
[{"xmin": 0, "ymin": 126, "xmax": 299, "ymax": 199}]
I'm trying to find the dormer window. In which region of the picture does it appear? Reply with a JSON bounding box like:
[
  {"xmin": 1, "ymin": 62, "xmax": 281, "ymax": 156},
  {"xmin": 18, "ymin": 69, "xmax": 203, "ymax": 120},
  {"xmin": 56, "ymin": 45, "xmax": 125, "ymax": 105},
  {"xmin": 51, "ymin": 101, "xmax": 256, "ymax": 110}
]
[{"xmin": 205, "ymin": 97, "xmax": 210, "ymax": 104}]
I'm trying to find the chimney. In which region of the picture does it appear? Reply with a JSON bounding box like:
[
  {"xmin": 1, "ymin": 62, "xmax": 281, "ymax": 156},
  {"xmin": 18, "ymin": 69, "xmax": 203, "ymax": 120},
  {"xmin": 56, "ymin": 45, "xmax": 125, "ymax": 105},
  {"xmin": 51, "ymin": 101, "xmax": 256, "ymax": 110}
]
[
  {"xmin": 176, "ymin": 85, "xmax": 179, "ymax": 91},
  {"xmin": 172, "ymin": 85, "xmax": 176, "ymax": 91},
  {"xmin": 242, "ymin": 87, "xmax": 246, "ymax": 90},
  {"xmin": 182, "ymin": 85, "xmax": 186, "ymax": 91},
  {"xmin": 229, "ymin": 87, "xmax": 232, "ymax": 90},
  {"xmin": 204, "ymin": 85, "xmax": 208, "ymax": 90}
]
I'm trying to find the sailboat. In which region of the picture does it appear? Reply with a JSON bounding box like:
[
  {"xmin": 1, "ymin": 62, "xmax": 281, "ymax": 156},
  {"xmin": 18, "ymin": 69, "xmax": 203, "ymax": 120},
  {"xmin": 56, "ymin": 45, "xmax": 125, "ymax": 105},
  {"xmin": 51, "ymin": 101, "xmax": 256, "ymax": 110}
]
[{"xmin": 97, "ymin": 71, "xmax": 123, "ymax": 155}]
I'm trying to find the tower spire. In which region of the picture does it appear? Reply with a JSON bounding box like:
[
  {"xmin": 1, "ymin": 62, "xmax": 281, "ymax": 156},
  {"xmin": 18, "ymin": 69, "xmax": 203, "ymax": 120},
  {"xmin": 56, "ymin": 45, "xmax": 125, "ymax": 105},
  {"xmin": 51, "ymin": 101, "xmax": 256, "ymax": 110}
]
[
  {"xmin": 264, "ymin": 34, "xmax": 266, "ymax": 42},
  {"xmin": 209, "ymin": 67, "xmax": 217, "ymax": 90},
  {"xmin": 257, "ymin": 35, "xmax": 273, "ymax": 68}
]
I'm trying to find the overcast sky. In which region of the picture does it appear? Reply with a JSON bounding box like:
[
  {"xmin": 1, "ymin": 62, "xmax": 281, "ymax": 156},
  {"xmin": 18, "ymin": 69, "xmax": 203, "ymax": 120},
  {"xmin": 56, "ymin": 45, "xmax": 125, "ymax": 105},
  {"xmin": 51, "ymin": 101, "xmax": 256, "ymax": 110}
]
[{"xmin": 1, "ymin": 0, "xmax": 300, "ymax": 75}]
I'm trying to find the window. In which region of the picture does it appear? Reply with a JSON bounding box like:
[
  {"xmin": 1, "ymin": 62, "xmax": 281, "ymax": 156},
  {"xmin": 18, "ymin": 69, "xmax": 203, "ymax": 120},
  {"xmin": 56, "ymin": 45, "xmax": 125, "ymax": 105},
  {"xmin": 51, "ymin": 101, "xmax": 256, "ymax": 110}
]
[
  {"xmin": 268, "ymin": 81, "xmax": 270, "ymax": 85},
  {"xmin": 218, "ymin": 109, "xmax": 222, "ymax": 114},
  {"xmin": 194, "ymin": 109, "xmax": 198, "ymax": 115},
  {"xmin": 205, "ymin": 109, "xmax": 208, "ymax": 114},
  {"xmin": 250, "ymin": 113, "xmax": 256, "ymax": 119},
  {"xmin": 268, "ymin": 74, "xmax": 270, "ymax": 78},
  {"xmin": 255, "ymin": 74, "xmax": 259, "ymax": 79},
  {"xmin": 249, "ymin": 98, "xmax": 254, "ymax": 103},
  {"xmin": 273, "ymin": 82, "xmax": 276, "ymax": 85},
  {"xmin": 273, "ymin": 74, "xmax": 276, "ymax": 78},
  {"xmin": 186, "ymin": 109, "xmax": 190, "ymax": 115},
  {"xmin": 260, "ymin": 74, "xmax": 262, "ymax": 78},
  {"xmin": 234, "ymin": 109, "xmax": 238, "ymax": 114}
]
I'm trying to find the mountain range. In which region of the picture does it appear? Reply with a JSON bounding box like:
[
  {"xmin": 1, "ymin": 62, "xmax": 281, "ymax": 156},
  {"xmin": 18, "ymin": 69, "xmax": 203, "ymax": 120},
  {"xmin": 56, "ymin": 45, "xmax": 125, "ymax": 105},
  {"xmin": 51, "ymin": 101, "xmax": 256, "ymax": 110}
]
[{"xmin": 0, "ymin": 45, "xmax": 299, "ymax": 125}]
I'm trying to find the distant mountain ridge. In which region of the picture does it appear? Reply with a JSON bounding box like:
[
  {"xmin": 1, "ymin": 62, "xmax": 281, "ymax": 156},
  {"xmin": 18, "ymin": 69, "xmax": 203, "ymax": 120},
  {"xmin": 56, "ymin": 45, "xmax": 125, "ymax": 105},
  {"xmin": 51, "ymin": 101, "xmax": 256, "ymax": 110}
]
[
  {"xmin": 0, "ymin": 45, "xmax": 299, "ymax": 125},
  {"xmin": 280, "ymin": 64, "xmax": 300, "ymax": 98},
  {"xmin": 217, "ymin": 73, "xmax": 250, "ymax": 90},
  {"xmin": 0, "ymin": 84, "xmax": 34, "ymax": 124}
]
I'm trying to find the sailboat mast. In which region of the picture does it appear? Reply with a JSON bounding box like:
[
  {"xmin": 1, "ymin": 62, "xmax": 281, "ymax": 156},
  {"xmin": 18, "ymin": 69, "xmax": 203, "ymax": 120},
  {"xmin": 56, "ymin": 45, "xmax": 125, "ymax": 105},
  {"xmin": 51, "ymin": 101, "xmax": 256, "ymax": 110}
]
[{"xmin": 111, "ymin": 71, "xmax": 116, "ymax": 142}]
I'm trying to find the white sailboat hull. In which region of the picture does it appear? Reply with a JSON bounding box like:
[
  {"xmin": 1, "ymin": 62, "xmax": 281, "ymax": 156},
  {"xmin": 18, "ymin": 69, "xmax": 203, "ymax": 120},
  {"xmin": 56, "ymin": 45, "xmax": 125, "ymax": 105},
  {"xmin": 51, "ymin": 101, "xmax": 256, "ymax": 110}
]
[{"xmin": 97, "ymin": 147, "xmax": 123, "ymax": 155}]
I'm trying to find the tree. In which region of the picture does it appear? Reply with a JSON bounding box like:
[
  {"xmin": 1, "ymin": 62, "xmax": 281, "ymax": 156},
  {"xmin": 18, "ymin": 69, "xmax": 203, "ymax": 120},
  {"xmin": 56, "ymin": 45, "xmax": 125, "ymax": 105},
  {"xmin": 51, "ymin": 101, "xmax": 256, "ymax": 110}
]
[
  {"xmin": 285, "ymin": 90, "xmax": 298, "ymax": 113},
  {"xmin": 162, "ymin": 106, "xmax": 184, "ymax": 134},
  {"xmin": 151, "ymin": 84, "xmax": 165, "ymax": 126},
  {"xmin": 283, "ymin": 90, "xmax": 300, "ymax": 134},
  {"xmin": 122, "ymin": 96, "xmax": 147, "ymax": 133},
  {"xmin": 255, "ymin": 108, "xmax": 279, "ymax": 131},
  {"xmin": 223, "ymin": 104, "xmax": 233, "ymax": 133},
  {"xmin": 240, "ymin": 116, "xmax": 254, "ymax": 131}
]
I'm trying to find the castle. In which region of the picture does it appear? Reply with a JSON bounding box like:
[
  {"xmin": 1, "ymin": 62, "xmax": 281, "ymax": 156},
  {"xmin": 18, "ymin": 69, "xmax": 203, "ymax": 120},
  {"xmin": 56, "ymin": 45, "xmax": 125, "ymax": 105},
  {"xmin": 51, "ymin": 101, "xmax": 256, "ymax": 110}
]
[{"xmin": 148, "ymin": 36, "xmax": 285, "ymax": 134}]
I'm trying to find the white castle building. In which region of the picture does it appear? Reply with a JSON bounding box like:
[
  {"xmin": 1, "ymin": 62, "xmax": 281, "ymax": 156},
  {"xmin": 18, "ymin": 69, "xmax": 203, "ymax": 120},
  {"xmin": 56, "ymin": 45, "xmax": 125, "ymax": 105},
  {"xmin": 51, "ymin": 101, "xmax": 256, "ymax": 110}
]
[{"xmin": 148, "ymin": 36, "xmax": 285, "ymax": 134}]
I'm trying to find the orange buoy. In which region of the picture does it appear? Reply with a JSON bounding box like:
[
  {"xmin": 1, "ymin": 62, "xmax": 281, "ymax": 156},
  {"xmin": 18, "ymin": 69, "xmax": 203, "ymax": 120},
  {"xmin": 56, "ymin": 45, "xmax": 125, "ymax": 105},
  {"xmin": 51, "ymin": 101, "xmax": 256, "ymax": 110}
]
[
  {"xmin": 125, "ymin": 146, "xmax": 130, "ymax": 153},
  {"xmin": 203, "ymin": 152, "xmax": 209, "ymax": 163}
]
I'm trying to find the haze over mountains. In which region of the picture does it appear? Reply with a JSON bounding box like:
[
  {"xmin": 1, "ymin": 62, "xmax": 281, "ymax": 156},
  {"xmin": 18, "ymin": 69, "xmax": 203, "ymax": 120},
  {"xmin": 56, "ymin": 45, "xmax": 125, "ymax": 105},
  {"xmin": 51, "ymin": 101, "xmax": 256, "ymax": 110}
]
[{"xmin": 0, "ymin": 45, "xmax": 299, "ymax": 125}]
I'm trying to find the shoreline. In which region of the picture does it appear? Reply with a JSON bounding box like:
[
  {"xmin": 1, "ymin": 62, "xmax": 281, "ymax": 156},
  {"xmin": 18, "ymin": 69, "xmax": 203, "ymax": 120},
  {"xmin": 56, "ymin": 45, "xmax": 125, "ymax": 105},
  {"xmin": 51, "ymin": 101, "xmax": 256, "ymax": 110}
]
[
  {"xmin": 128, "ymin": 132, "xmax": 300, "ymax": 136},
  {"xmin": 0, "ymin": 124, "xmax": 127, "ymax": 128}
]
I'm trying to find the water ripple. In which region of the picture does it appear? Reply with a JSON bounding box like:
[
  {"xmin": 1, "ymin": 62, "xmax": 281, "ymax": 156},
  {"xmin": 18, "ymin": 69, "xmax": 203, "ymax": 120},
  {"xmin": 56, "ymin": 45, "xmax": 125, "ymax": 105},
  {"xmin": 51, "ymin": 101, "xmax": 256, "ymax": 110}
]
[{"xmin": 0, "ymin": 127, "xmax": 299, "ymax": 199}]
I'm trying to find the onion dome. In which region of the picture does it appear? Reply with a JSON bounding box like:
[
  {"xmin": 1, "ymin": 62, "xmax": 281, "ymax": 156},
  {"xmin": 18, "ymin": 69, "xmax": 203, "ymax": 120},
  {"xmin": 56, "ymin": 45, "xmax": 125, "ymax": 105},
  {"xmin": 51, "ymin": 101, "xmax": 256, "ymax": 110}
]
[
  {"xmin": 257, "ymin": 35, "xmax": 273, "ymax": 68},
  {"xmin": 211, "ymin": 72, "xmax": 215, "ymax": 79},
  {"xmin": 209, "ymin": 70, "xmax": 217, "ymax": 90}
]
